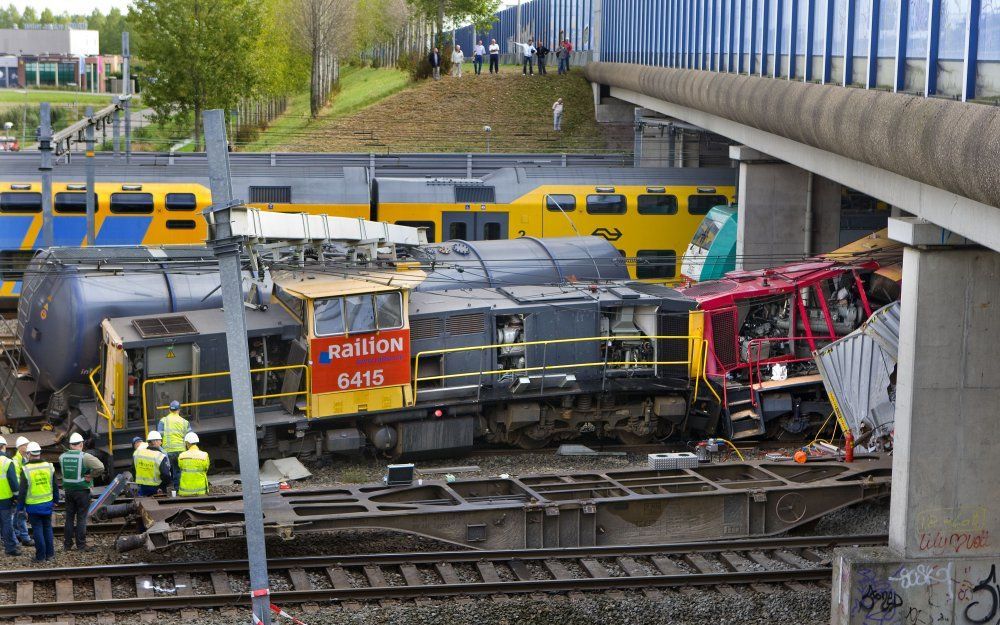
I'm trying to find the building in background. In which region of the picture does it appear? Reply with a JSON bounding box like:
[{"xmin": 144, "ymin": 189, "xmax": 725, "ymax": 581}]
[{"xmin": 0, "ymin": 24, "xmax": 108, "ymax": 92}]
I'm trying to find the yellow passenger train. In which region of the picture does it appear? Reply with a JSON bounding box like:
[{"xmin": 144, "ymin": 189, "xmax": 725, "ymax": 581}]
[{"xmin": 0, "ymin": 167, "xmax": 734, "ymax": 297}]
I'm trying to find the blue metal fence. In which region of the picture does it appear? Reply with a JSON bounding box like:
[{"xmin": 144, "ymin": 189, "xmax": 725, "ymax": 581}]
[
  {"xmin": 599, "ymin": 0, "xmax": 1000, "ymax": 100},
  {"xmin": 470, "ymin": 0, "xmax": 595, "ymax": 54}
]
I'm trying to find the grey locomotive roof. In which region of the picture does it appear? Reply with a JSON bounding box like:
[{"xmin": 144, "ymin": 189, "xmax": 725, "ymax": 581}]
[
  {"xmin": 110, "ymin": 305, "xmax": 298, "ymax": 346},
  {"xmin": 374, "ymin": 166, "xmax": 736, "ymax": 204}
]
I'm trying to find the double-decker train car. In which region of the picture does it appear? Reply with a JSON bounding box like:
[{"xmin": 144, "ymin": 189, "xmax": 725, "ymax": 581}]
[
  {"xmin": 0, "ymin": 166, "xmax": 735, "ymax": 299},
  {"xmin": 4, "ymin": 221, "xmax": 900, "ymax": 468}
]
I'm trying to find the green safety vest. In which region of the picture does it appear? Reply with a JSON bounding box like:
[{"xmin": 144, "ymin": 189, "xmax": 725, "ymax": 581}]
[
  {"xmin": 59, "ymin": 449, "xmax": 90, "ymax": 491},
  {"xmin": 177, "ymin": 446, "xmax": 210, "ymax": 497},
  {"xmin": 23, "ymin": 461, "xmax": 54, "ymax": 506},
  {"xmin": 133, "ymin": 447, "xmax": 166, "ymax": 487},
  {"xmin": 159, "ymin": 412, "xmax": 189, "ymax": 453},
  {"xmin": 13, "ymin": 450, "xmax": 24, "ymax": 478},
  {"xmin": 0, "ymin": 456, "xmax": 12, "ymax": 501}
]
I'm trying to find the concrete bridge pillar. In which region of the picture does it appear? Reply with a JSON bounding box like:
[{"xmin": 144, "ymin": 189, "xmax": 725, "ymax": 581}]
[
  {"xmin": 832, "ymin": 218, "xmax": 999, "ymax": 625},
  {"xmin": 731, "ymin": 145, "xmax": 841, "ymax": 269}
]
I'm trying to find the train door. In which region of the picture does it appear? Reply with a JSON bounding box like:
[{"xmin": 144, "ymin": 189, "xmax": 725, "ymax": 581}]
[{"xmin": 442, "ymin": 212, "xmax": 508, "ymax": 241}]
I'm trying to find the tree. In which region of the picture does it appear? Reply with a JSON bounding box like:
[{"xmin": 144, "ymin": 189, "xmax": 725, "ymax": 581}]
[
  {"xmin": 130, "ymin": 0, "xmax": 264, "ymax": 150},
  {"xmin": 39, "ymin": 8, "xmax": 54, "ymax": 24},
  {"xmin": 288, "ymin": 0, "xmax": 357, "ymax": 117},
  {"xmin": 0, "ymin": 4, "xmax": 21, "ymax": 28},
  {"xmin": 406, "ymin": 0, "xmax": 498, "ymax": 39},
  {"xmin": 20, "ymin": 7, "xmax": 37, "ymax": 23},
  {"xmin": 97, "ymin": 8, "xmax": 128, "ymax": 55}
]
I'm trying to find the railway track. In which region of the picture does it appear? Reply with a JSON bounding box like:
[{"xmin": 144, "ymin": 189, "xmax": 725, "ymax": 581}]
[{"xmin": 0, "ymin": 534, "xmax": 886, "ymax": 618}]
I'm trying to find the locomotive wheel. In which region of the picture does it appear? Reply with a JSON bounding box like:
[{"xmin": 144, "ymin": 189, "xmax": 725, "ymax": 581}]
[{"xmin": 514, "ymin": 431, "xmax": 551, "ymax": 450}]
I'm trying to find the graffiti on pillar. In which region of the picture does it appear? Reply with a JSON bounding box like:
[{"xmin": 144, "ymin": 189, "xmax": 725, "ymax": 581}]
[
  {"xmin": 854, "ymin": 566, "xmax": 904, "ymax": 625},
  {"xmin": 916, "ymin": 506, "xmax": 991, "ymax": 556},
  {"xmin": 960, "ymin": 564, "xmax": 999, "ymax": 624}
]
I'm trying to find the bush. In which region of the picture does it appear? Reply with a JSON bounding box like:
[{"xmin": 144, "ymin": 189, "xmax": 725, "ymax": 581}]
[
  {"xmin": 398, "ymin": 47, "xmax": 453, "ymax": 80},
  {"xmin": 370, "ymin": 56, "xmax": 382, "ymax": 69}
]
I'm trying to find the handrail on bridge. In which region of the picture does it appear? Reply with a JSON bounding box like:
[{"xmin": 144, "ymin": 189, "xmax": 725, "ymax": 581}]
[
  {"xmin": 87, "ymin": 366, "xmax": 115, "ymax": 457},
  {"xmin": 411, "ymin": 334, "xmax": 721, "ymax": 405},
  {"xmin": 140, "ymin": 365, "xmax": 311, "ymax": 435}
]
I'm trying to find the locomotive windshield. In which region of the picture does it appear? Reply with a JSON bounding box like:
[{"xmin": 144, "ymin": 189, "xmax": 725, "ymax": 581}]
[{"xmin": 314, "ymin": 292, "xmax": 404, "ymax": 336}]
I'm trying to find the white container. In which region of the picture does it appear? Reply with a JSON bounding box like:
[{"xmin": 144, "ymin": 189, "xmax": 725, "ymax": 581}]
[{"xmin": 648, "ymin": 452, "xmax": 700, "ymax": 470}]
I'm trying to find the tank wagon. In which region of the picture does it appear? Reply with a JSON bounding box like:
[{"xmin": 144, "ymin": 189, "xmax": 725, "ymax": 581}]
[{"xmin": 4, "ymin": 228, "xmax": 901, "ymax": 468}]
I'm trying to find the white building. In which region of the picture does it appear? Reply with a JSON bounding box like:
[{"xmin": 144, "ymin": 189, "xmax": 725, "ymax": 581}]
[{"xmin": 0, "ymin": 26, "xmax": 99, "ymax": 57}]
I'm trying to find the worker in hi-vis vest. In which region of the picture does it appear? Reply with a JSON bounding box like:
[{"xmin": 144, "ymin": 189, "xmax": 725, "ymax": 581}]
[
  {"xmin": 177, "ymin": 432, "xmax": 210, "ymax": 497},
  {"xmin": 133, "ymin": 431, "xmax": 171, "ymax": 497},
  {"xmin": 58, "ymin": 432, "xmax": 104, "ymax": 551},
  {"xmin": 157, "ymin": 400, "xmax": 190, "ymax": 491},
  {"xmin": 0, "ymin": 436, "xmax": 20, "ymax": 556},
  {"xmin": 18, "ymin": 442, "xmax": 58, "ymax": 562}
]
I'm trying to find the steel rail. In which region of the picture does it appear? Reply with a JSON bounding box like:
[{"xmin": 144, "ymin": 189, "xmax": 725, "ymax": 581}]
[{"xmin": 0, "ymin": 534, "xmax": 886, "ymax": 617}]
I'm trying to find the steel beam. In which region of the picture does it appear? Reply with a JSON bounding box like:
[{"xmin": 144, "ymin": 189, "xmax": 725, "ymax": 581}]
[
  {"xmin": 130, "ymin": 456, "xmax": 892, "ymax": 552},
  {"xmin": 38, "ymin": 103, "xmax": 53, "ymax": 249}
]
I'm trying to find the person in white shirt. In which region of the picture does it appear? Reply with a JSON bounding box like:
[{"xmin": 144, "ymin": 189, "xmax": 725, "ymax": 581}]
[
  {"xmin": 552, "ymin": 98, "xmax": 564, "ymax": 131},
  {"xmin": 451, "ymin": 45, "xmax": 464, "ymax": 77},
  {"xmin": 473, "ymin": 40, "xmax": 486, "ymax": 75},
  {"xmin": 488, "ymin": 39, "xmax": 500, "ymax": 74},
  {"xmin": 513, "ymin": 40, "xmax": 536, "ymax": 75}
]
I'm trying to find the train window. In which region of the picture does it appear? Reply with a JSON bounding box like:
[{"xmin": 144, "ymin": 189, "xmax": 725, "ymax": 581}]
[
  {"xmin": 345, "ymin": 295, "xmax": 377, "ymax": 333},
  {"xmin": 0, "ymin": 250, "xmax": 35, "ymax": 281},
  {"xmin": 165, "ymin": 193, "xmax": 198, "ymax": 211},
  {"xmin": 545, "ymin": 194, "xmax": 576, "ymax": 212},
  {"xmin": 375, "ymin": 292, "xmax": 404, "ymax": 329},
  {"xmin": 448, "ymin": 222, "xmax": 467, "ymax": 240},
  {"xmin": 0, "ymin": 192, "xmax": 41, "ymax": 213},
  {"xmin": 314, "ymin": 297, "xmax": 345, "ymax": 336},
  {"xmin": 454, "ymin": 186, "xmax": 496, "ymax": 203},
  {"xmin": 483, "ymin": 222, "xmax": 502, "ymax": 240},
  {"xmin": 166, "ymin": 220, "xmax": 197, "ymax": 230},
  {"xmin": 274, "ymin": 286, "xmax": 305, "ymax": 321},
  {"xmin": 635, "ymin": 250, "xmax": 677, "ymax": 279},
  {"xmin": 396, "ymin": 221, "xmax": 436, "ymax": 243},
  {"xmin": 586, "ymin": 194, "xmax": 627, "ymax": 214},
  {"xmin": 637, "ymin": 194, "xmax": 678, "ymax": 215},
  {"xmin": 687, "ymin": 195, "xmax": 728, "ymax": 215},
  {"xmin": 54, "ymin": 192, "xmax": 98, "ymax": 214},
  {"xmin": 110, "ymin": 193, "xmax": 154, "ymax": 214}
]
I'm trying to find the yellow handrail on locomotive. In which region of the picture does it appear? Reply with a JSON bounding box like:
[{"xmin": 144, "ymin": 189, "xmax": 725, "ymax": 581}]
[
  {"xmin": 141, "ymin": 364, "xmax": 312, "ymax": 434},
  {"xmin": 411, "ymin": 335, "xmax": 721, "ymax": 406},
  {"xmin": 87, "ymin": 365, "xmax": 116, "ymax": 457}
]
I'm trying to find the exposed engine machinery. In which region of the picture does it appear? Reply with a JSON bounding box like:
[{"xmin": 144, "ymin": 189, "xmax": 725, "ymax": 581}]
[{"xmin": 1, "ymin": 212, "xmax": 901, "ymax": 466}]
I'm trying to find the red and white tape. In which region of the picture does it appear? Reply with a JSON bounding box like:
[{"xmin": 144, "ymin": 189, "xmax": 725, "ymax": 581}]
[{"xmin": 249, "ymin": 603, "xmax": 309, "ymax": 625}]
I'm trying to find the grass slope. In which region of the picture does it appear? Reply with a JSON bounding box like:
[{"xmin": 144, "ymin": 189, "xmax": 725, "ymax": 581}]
[
  {"xmin": 247, "ymin": 66, "xmax": 412, "ymax": 152},
  {"xmin": 0, "ymin": 90, "xmax": 116, "ymax": 105},
  {"xmin": 277, "ymin": 65, "xmax": 612, "ymax": 153}
]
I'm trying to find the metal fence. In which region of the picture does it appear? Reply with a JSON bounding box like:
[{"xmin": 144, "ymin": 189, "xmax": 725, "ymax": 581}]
[
  {"xmin": 600, "ymin": 0, "xmax": 1000, "ymax": 101},
  {"xmin": 455, "ymin": 0, "xmax": 595, "ymax": 55}
]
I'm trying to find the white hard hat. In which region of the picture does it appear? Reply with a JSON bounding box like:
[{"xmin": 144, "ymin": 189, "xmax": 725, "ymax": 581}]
[
  {"xmin": 26, "ymin": 441, "xmax": 41, "ymax": 454},
  {"xmin": 68, "ymin": 432, "xmax": 84, "ymax": 445},
  {"xmin": 184, "ymin": 432, "xmax": 200, "ymax": 444},
  {"xmin": 15, "ymin": 436, "xmax": 29, "ymax": 448},
  {"xmin": 147, "ymin": 430, "xmax": 162, "ymax": 442},
  {"xmin": 0, "ymin": 435, "xmax": 6, "ymax": 446}
]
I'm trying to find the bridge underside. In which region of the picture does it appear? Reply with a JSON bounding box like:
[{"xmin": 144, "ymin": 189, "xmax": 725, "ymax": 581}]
[{"xmin": 584, "ymin": 63, "xmax": 1000, "ymax": 254}]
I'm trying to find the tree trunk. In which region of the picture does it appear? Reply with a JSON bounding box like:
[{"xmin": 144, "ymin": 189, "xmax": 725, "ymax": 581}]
[
  {"xmin": 194, "ymin": 104, "xmax": 203, "ymax": 152},
  {"xmin": 437, "ymin": 0, "xmax": 445, "ymax": 39},
  {"xmin": 310, "ymin": 44, "xmax": 321, "ymax": 118}
]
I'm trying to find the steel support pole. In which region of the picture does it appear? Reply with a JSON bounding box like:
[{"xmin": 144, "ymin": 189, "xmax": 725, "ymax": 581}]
[
  {"xmin": 202, "ymin": 109, "xmax": 272, "ymax": 625},
  {"xmin": 39, "ymin": 102, "xmax": 53, "ymax": 249},
  {"xmin": 113, "ymin": 96, "xmax": 120, "ymax": 159},
  {"xmin": 85, "ymin": 106, "xmax": 96, "ymax": 246},
  {"xmin": 123, "ymin": 32, "xmax": 132, "ymax": 163}
]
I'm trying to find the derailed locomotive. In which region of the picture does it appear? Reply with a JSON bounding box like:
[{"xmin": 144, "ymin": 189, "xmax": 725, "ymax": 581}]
[{"xmin": 5, "ymin": 227, "xmax": 900, "ymax": 467}]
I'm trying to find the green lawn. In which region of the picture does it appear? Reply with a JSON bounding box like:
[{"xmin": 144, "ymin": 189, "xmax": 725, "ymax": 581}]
[
  {"xmin": 0, "ymin": 89, "xmax": 118, "ymax": 105},
  {"xmin": 244, "ymin": 66, "xmax": 413, "ymax": 152}
]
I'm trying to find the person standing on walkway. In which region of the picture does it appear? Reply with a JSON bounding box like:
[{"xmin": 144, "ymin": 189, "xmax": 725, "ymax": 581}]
[
  {"xmin": 428, "ymin": 47, "xmax": 442, "ymax": 80},
  {"xmin": 451, "ymin": 45, "xmax": 464, "ymax": 77},
  {"xmin": 11, "ymin": 436, "xmax": 31, "ymax": 547},
  {"xmin": 473, "ymin": 40, "xmax": 486, "ymax": 75},
  {"xmin": 557, "ymin": 42, "xmax": 569, "ymax": 75},
  {"xmin": 0, "ymin": 436, "xmax": 20, "ymax": 556},
  {"xmin": 19, "ymin": 442, "xmax": 57, "ymax": 562},
  {"xmin": 58, "ymin": 432, "xmax": 104, "ymax": 551},
  {"xmin": 536, "ymin": 40, "xmax": 550, "ymax": 75},
  {"xmin": 134, "ymin": 431, "xmax": 171, "ymax": 496},
  {"xmin": 513, "ymin": 39, "xmax": 536, "ymax": 75},
  {"xmin": 177, "ymin": 432, "xmax": 210, "ymax": 497},
  {"xmin": 488, "ymin": 39, "xmax": 500, "ymax": 74},
  {"xmin": 553, "ymin": 98, "xmax": 564, "ymax": 131},
  {"xmin": 158, "ymin": 400, "xmax": 190, "ymax": 491}
]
